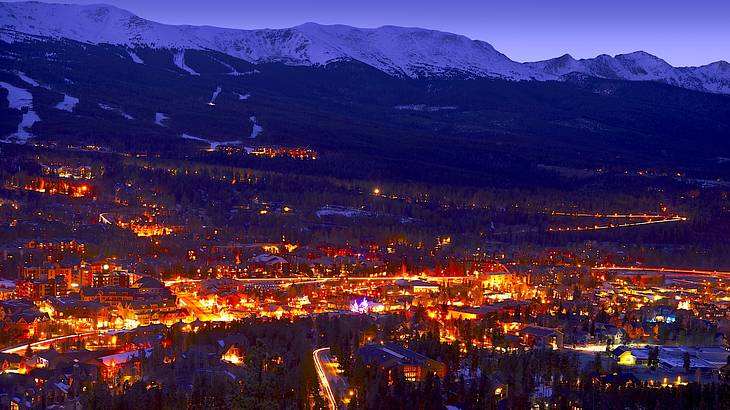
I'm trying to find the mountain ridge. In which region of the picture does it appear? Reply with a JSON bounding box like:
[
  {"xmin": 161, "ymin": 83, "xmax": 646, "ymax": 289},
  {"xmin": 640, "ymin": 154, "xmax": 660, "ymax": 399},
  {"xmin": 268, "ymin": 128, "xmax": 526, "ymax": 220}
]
[{"xmin": 1, "ymin": 1, "xmax": 729, "ymax": 94}]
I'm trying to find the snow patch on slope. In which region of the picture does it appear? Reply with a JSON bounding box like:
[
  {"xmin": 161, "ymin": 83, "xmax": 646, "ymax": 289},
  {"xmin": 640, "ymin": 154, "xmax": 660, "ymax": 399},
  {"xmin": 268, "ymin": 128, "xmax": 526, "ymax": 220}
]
[
  {"xmin": 154, "ymin": 112, "xmax": 168, "ymax": 126},
  {"xmin": 55, "ymin": 94, "xmax": 79, "ymax": 112},
  {"xmin": 394, "ymin": 104, "xmax": 457, "ymax": 112},
  {"xmin": 16, "ymin": 72, "xmax": 39, "ymax": 87},
  {"xmin": 316, "ymin": 205, "xmax": 372, "ymax": 218},
  {"xmin": 180, "ymin": 133, "xmax": 242, "ymax": 150},
  {"xmin": 208, "ymin": 56, "xmax": 242, "ymax": 75},
  {"xmin": 0, "ymin": 81, "xmax": 40, "ymax": 144},
  {"xmin": 173, "ymin": 50, "xmax": 199, "ymax": 75},
  {"xmin": 125, "ymin": 48, "xmax": 144, "ymax": 64},
  {"xmin": 249, "ymin": 116, "xmax": 263, "ymax": 139},
  {"xmin": 98, "ymin": 102, "xmax": 134, "ymax": 120},
  {"xmin": 207, "ymin": 86, "xmax": 222, "ymax": 105}
]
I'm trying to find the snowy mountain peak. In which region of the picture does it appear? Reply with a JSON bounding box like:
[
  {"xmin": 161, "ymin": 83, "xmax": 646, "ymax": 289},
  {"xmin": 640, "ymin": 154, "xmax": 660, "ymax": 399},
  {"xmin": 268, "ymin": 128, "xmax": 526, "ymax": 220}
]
[{"xmin": 1, "ymin": 1, "xmax": 729, "ymax": 94}]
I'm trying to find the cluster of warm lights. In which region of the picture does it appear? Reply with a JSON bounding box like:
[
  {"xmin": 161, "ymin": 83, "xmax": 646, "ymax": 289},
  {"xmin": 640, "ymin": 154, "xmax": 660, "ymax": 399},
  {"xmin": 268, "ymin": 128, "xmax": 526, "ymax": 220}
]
[
  {"xmin": 250, "ymin": 146, "xmax": 317, "ymax": 160},
  {"xmin": 23, "ymin": 177, "xmax": 92, "ymax": 198}
]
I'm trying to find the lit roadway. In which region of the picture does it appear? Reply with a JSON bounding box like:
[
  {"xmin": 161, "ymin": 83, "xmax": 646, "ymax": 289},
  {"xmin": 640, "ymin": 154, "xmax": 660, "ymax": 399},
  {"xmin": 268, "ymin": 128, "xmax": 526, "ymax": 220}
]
[
  {"xmin": 0, "ymin": 330, "xmax": 105, "ymax": 354},
  {"xmin": 313, "ymin": 347, "xmax": 350, "ymax": 410},
  {"xmin": 593, "ymin": 266, "xmax": 730, "ymax": 279},
  {"xmin": 164, "ymin": 275, "xmax": 473, "ymax": 287},
  {"xmin": 547, "ymin": 211, "xmax": 687, "ymax": 232},
  {"xmin": 177, "ymin": 293, "xmax": 216, "ymax": 321},
  {"xmin": 548, "ymin": 216, "xmax": 686, "ymax": 232},
  {"xmin": 98, "ymin": 213, "xmax": 114, "ymax": 224},
  {"xmin": 550, "ymin": 212, "xmax": 685, "ymax": 219}
]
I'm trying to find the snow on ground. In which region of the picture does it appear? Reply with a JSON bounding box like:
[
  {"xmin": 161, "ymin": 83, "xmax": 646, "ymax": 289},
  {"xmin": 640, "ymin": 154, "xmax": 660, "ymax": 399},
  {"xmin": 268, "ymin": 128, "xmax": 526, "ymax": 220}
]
[
  {"xmin": 208, "ymin": 86, "xmax": 222, "ymax": 105},
  {"xmin": 207, "ymin": 56, "xmax": 260, "ymax": 75},
  {"xmin": 98, "ymin": 102, "xmax": 134, "ymax": 120},
  {"xmin": 210, "ymin": 140, "xmax": 242, "ymax": 149},
  {"xmin": 154, "ymin": 112, "xmax": 168, "ymax": 126},
  {"xmin": 126, "ymin": 48, "xmax": 144, "ymax": 64},
  {"xmin": 181, "ymin": 133, "xmax": 209, "ymax": 143},
  {"xmin": 16, "ymin": 72, "xmax": 39, "ymax": 87},
  {"xmin": 394, "ymin": 104, "xmax": 457, "ymax": 112},
  {"xmin": 173, "ymin": 50, "xmax": 199, "ymax": 75},
  {"xmin": 0, "ymin": 279, "xmax": 15, "ymax": 289},
  {"xmin": 13, "ymin": 108, "xmax": 40, "ymax": 143},
  {"xmin": 249, "ymin": 116, "xmax": 263, "ymax": 138},
  {"xmin": 316, "ymin": 205, "xmax": 372, "ymax": 218},
  {"xmin": 0, "ymin": 81, "xmax": 40, "ymax": 144},
  {"xmin": 55, "ymin": 94, "xmax": 79, "ymax": 112},
  {"xmin": 180, "ymin": 133, "xmax": 241, "ymax": 150},
  {"xmin": 209, "ymin": 57, "xmax": 241, "ymax": 75},
  {"xmin": 234, "ymin": 92, "xmax": 250, "ymax": 100}
]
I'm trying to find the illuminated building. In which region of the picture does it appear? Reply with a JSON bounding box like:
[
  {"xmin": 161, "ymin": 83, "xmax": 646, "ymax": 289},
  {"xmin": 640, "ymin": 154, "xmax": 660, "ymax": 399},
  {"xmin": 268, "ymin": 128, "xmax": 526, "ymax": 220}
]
[
  {"xmin": 221, "ymin": 344, "xmax": 244, "ymax": 364},
  {"xmin": 517, "ymin": 326, "xmax": 564, "ymax": 349},
  {"xmin": 97, "ymin": 348, "xmax": 152, "ymax": 384},
  {"xmin": 396, "ymin": 279, "xmax": 439, "ymax": 294},
  {"xmin": 24, "ymin": 239, "xmax": 86, "ymax": 254},
  {"xmin": 117, "ymin": 298, "xmax": 180, "ymax": 326},
  {"xmin": 357, "ymin": 342, "xmax": 447, "ymax": 382},
  {"xmin": 15, "ymin": 277, "xmax": 68, "ymax": 301},
  {"xmin": 21, "ymin": 177, "xmax": 92, "ymax": 197},
  {"xmin": 22, "ymin": 264, "xmax": 73, "ymax": 287},
  {"xmin": 249, "ymin": 146, "xmax": 317, "ymax": 160},
  {"xmin": 481, "ymin": 271, "xmax": 516, "ymax": 290},
  {"xmin": 92, "ymin": 270, "xmax": 130, "ymax": 288}
]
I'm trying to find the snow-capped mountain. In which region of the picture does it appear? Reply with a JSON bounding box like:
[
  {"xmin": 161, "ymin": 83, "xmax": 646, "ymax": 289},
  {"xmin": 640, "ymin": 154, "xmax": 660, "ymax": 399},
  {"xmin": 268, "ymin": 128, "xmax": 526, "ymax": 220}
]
[
  {"xmin": 525, "ymin": 52, "xmax": 730, "ymax": 94},
  {"xmin": 1, "ymin": 1, "xmax": 728, "ymax": 93}
]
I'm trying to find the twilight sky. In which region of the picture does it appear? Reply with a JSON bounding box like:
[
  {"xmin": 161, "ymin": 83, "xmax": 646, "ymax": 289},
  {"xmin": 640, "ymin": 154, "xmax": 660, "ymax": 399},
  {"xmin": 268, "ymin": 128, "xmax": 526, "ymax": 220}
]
[{"xmin": 11, "ymin": 0, "xmax": 730, "ymax": 66}]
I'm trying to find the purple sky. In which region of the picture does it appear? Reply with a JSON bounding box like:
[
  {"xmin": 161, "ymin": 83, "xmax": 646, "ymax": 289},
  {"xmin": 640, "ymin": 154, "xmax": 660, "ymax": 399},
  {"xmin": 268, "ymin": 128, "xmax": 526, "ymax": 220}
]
[{"xmin": 11, "ymin": 0, "xmax": 729, "ymax": 66}]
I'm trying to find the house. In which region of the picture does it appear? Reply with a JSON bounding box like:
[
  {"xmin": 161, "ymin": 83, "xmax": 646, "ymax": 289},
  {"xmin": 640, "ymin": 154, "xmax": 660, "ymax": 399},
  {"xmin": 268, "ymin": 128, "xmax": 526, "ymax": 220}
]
[
  {"xmin": 357, "ymin": 342, "xmax": 447, "ymax": 382},
  {"xmin": 79, "ymin": 286, "xmax": 136, "ymax": 303},
  {"xmin": 221, "ymin": 343, "xmax": 244, "ymax": 365},
  {"xmin": 97, "ymin": 348, "xmax": 152, "ymax": 385},
  {"xmin": 447, "ymin": 305, "xmax": 499, "ymax": 320},
  {"xmin": 518, "ymin": 326, "xmax": 564, "ymax": 349},
  {"xmin": 480, "ymin": 270, "xmax": 516, "ymax": 290},
  {"xmin": 0, "ymin": 353, "xmax": 22, "ymax": 373},
  {"xmin": 396, "ymin": 279, "xmax": 440, "ymax": 294},
  {"xmin": 613, "ymin": 346, "xmax": 637, "ymax": 366},
  {"xmin": 117, "ymin": 297, "xmax": 178, "ymax": 326},
  {"xmin": 612, "ymin": 346, "xmax": 650, "ymax": 366},
  {"xmin": 595, "ymin": 322, "xmax": 625, "ymax": 345},
  {"xmin": 41, "ymin": 297, "xmax": 110, "ymax": 328},
  {"xmin": 0, "ymin": 373, "xmax": 39, "ymax": 409}
]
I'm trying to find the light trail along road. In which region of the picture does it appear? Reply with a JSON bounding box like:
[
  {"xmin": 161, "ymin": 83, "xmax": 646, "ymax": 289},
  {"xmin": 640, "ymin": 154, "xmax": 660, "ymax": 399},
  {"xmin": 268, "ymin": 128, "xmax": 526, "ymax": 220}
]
[
  {"xmin": 165, "ymin": 275, "xmax": 473, "ymax": 287},
  {"xmin": 313, "ymin": 347, "xmax": 350, "ymax": 409},
  {"xmin": 1, "ymin": 330, "xmax": 105, "ymax": 354},
  {"xmin": 547, "ymin": 211, "xmax": 687, "ymax": 232},
  {"xmin": 593, "ymin": 266, "xmax": 730, "ymax": 279}
]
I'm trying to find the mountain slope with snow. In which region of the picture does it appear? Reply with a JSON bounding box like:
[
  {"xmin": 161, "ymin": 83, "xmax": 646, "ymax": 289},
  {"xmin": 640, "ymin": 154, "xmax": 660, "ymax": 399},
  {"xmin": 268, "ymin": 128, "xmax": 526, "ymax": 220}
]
[{"xmin": 0, "ymin": 1, "xmax": 728, "ymax": 93}]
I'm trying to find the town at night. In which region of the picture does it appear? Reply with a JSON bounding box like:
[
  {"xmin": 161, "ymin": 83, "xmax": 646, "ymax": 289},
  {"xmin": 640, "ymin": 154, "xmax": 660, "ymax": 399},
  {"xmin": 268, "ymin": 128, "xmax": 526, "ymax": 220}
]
[{"xmin": 1, "ymin": 0, "xmax": 730, "ymax": 409}]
